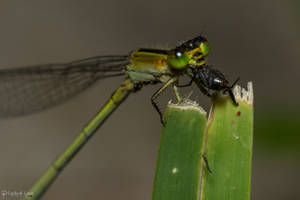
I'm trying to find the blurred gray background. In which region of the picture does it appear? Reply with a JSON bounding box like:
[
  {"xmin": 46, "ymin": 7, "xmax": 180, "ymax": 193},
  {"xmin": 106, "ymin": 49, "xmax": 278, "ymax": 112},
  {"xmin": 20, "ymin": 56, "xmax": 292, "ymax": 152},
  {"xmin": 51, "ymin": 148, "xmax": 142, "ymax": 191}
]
[{"xmin": 0, "ymin": 0, "xmax": 299, "ymax": 199}]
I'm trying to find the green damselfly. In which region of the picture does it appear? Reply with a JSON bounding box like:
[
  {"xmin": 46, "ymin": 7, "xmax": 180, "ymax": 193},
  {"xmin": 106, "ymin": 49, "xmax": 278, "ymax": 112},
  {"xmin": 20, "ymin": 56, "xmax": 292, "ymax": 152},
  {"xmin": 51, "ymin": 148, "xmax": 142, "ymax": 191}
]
[{"xmin": 1, "ymin": 35, "xmax": 238, "ymax": 199}]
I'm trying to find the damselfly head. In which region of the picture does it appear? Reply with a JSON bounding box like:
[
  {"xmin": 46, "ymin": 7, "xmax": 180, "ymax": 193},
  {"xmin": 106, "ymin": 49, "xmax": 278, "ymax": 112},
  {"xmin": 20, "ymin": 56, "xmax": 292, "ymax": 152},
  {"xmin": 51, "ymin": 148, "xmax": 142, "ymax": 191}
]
[
  {"xmin": 167, "ymin": 35, "xmax": 210, "ymax": 71},
  {"xmin": 177, "ymin": 35, "xmax": 210, "ymax": 67},
  {"xmin": 167, "ymin": 47, "xmax": 189, "ymax": 70}
]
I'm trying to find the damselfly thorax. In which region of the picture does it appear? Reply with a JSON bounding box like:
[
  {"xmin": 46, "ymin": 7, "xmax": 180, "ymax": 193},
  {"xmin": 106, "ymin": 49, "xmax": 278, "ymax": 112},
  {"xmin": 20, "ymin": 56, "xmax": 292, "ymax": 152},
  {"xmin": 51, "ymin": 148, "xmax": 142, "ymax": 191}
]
[{"xmin": 127, "ymin": 49, "xmax": 172, "ymax": 84}]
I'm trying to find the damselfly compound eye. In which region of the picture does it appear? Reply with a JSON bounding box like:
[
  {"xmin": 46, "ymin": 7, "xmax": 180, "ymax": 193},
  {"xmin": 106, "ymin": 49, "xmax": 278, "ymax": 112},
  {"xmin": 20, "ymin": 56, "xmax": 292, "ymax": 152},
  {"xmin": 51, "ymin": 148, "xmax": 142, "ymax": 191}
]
[
  {"xmin": 200, "ymin": 41, "xmax": 210, "ymax": 57},
  {"xmin": 167, "ymin": 48, "xmax": 189, "ymax": 70},
  {"xmin": 176, "ymin": 51, "xmax": 182, "ymax": 57}
]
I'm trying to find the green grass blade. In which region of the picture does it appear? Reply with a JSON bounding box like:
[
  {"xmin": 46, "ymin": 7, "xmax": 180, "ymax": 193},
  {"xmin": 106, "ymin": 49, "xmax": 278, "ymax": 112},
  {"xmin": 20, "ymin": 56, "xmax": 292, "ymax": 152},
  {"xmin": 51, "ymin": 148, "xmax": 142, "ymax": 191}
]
[
  {"xmin": 200, "ymin": 82, "xmax": 254, "ymax": 200},
  {"xmin": 153, "ymin": 100, "xmax": 207, "ymax": 200}
]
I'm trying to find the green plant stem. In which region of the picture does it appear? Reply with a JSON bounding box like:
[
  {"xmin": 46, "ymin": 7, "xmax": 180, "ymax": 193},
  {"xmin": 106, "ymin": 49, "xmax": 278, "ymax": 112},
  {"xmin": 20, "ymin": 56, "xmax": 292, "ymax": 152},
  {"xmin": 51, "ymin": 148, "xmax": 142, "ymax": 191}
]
[
  {"xmin": 153, "ymin": 82, "xmax": 253, "ymax": 200},
  {"xmin": 200, "ymin": 82, "xmax": 254, "ymax": 200},
  {"xmin": 153, "ymin": 100, "xmax": 207, "ymax": 200}
]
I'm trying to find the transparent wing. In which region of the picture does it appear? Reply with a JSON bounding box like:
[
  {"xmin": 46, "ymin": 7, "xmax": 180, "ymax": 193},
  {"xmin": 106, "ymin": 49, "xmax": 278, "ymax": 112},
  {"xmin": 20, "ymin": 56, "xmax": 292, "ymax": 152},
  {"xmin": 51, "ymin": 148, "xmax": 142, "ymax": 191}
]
[{"xmin": 0, "ymin": 55, "xmax": 129, "ymax": 118}]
